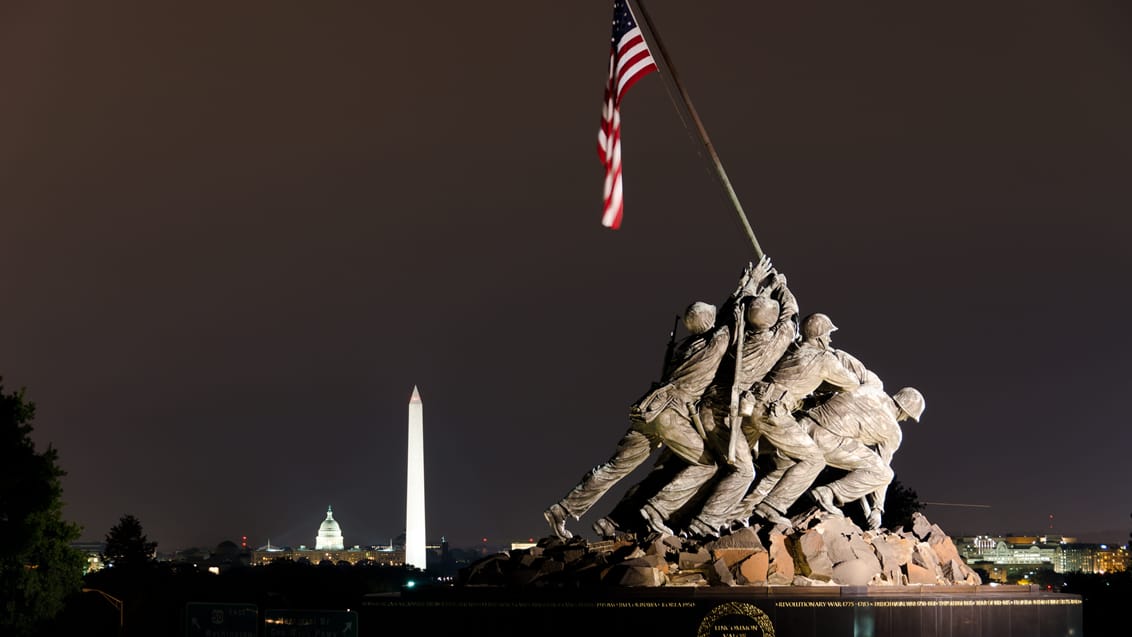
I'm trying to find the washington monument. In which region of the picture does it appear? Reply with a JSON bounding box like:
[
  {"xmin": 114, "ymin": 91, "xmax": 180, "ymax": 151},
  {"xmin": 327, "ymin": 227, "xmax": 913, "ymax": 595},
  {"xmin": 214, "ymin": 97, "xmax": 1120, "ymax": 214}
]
[{"xmin": 406, "ymin": 385, "xmax": 426, "ymax": 570}]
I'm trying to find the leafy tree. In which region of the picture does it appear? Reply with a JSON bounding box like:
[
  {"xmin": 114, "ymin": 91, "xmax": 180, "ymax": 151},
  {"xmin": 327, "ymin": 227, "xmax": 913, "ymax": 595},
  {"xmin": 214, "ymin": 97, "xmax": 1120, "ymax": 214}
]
[
  {"xmin": 0, "ymin": 379, "xmax": 84, "ymax": 636},
  {"xmin": 101, "ymin": 514, "xmax": 157, "ymax": 570},
  {"xmin": 882, "ymin": 476, "xmax": 925, "ymax": 531}
]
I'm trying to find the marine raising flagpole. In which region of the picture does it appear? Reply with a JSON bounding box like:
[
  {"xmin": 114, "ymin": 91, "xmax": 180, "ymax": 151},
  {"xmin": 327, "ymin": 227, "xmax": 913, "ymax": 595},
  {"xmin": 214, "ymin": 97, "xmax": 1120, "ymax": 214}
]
[{"xmin": 625, "ymin": 0, "xmax": 764, "ymax": 260}]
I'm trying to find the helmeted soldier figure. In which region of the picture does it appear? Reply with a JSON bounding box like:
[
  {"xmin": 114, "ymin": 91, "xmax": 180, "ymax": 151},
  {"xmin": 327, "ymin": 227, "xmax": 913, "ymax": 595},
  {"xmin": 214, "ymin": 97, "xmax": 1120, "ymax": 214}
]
[
  {"xmin": 806, "ymin": 375, "xmax": 925, "ymax": 529},
  {"xmin": 657, "ymin": 270, "xmax": 799, "ymax": 538},
  {"xmin": 731, "ymin": 311, "xmax": 862, "ymax": 529},
  {"xmin": 543, "ymin": 260, "xmax": 770, "ymax": 540}
]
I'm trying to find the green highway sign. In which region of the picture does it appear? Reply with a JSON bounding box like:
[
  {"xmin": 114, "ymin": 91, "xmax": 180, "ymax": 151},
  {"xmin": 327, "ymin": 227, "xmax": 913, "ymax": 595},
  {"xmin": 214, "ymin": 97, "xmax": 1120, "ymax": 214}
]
[
  {"xmin": 264, "ymin": 609, "xmax": 359, "ymax": 637},
  {"xmin": 185, "ymin": 602, "xmax": 258, "ymax": 637}
]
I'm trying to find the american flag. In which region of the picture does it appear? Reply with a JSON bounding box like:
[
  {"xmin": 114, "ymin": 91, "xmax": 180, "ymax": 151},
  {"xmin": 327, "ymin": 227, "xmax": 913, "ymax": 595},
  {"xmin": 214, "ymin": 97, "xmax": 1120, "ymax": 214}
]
[{"xmin": 598, "ymin": 0, "xmax": 657, "ymax": 229}]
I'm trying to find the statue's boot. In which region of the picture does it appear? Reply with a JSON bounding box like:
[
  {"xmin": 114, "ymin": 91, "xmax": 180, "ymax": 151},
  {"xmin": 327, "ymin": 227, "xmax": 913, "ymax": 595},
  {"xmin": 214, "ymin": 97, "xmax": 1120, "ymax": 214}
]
[
  {"xmin": 753, "ymin": 502, "xmax": 792, "ymax": 528},
  {"xmin": 809, "ymin": 486, "xmax": 844, "ymax": 517},
  {"xmin": 640, "ymin": 504, "xmax": 674, "ymax": 536},
  {"xmin": 686, "ymin": 516, "xmax": 721, "ymax": 539},
  {"xmin": 543, "ymin": 503, "xmax": 574, "ymax": 540},
  {"xmin": 591, "ymin": 517, "xmax": 619, "ymax": 539}
]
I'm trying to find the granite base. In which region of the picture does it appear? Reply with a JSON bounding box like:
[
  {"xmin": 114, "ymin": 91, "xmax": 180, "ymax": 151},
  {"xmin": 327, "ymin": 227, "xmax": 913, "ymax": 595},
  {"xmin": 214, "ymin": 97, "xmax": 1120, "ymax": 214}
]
[{"xmin": 362, "ymin": 585, "xmax": 1082, "ymax": 637}]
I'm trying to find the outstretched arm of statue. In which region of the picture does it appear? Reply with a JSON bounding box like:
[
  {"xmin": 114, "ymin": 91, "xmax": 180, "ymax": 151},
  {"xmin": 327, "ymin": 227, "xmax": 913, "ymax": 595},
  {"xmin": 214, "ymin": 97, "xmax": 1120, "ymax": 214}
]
[
  {"xmin": 730, "ymin": 262, "xmax": 753, "ymax": 299},
  {"xmin": 771, "ymin": 273, "xmax": 799, "ymax": 320},
  {"xmin": 721, "ymin": 256, "xmax": 773, "ymax": 325},
  {"xmin": 833, "ymin": 350, "xmax": 883, "ymax": 389},
  {"xmin": 730, "ymin": 256, "xmax": 772, "ymax": 298},
  {"xmin": 742, "ymin": 255, "xmax": 773, "ymax": 298},
  {"xmin": 877, "ymin": 440, "xmax": 897, "ymax": 468},
  {"xmin": 823, "ymin": 355, "xmax": 862, "ymax": 393}
]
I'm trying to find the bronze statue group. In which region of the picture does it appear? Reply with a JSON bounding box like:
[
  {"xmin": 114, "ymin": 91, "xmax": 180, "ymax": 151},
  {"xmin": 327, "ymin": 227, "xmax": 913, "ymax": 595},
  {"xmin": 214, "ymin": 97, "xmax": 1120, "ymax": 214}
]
[{"xmin": 544, "ymin": 257, "xmax": 925, "ymax": 541}]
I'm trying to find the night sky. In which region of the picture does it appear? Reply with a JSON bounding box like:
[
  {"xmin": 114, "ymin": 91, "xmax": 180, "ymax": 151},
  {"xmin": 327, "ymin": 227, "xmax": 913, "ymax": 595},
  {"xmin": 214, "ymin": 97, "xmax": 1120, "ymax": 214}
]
[{"xmin": 3, "ymin": 2, "xmax": 1130, "ymax": 552}]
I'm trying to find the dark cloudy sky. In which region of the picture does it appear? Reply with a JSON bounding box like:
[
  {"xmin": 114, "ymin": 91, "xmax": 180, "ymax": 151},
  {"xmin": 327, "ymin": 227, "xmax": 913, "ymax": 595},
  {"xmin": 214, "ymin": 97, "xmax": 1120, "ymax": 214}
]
[{"xmin": 3, "ymin": 1, "xmax": 1130, "ymax": 552}]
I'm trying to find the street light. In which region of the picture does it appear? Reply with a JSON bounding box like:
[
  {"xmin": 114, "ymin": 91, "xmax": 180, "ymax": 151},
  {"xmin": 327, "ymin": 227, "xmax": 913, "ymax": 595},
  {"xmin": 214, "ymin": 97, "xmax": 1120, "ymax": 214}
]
[{"xmin": 82, "ymin": 588, "xmax": 123, "ymax": 636}]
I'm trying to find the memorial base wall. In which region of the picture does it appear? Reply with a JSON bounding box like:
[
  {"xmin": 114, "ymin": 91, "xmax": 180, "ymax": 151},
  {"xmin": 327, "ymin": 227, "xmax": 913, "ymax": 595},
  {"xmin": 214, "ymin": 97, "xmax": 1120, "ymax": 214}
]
[{"xmin": 362, "ymin": 585, "xmax": 1082, "ymax": 637}]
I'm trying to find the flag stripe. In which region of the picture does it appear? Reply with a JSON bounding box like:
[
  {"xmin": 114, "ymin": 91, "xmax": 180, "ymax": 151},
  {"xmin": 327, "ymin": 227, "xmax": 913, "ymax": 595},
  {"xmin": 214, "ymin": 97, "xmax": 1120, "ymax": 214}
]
[
  {"xmin": 599, "ymin": 0, "xmax": 657, "ymax": 230},
  {"xmin": 615, "ymin": 36, "xmax": 653, "ymax": 96}
]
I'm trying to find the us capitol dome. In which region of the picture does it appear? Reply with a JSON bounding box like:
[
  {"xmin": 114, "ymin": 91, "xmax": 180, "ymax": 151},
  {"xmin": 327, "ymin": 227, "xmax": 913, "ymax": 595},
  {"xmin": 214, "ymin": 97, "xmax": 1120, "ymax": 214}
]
[
  {"xmin": 315, "ymin": 506, "xmax": 345, "ymax": 550},
  {"xmin": 250, "ymin": 505, "xmax": 417, "ymax": 567}
]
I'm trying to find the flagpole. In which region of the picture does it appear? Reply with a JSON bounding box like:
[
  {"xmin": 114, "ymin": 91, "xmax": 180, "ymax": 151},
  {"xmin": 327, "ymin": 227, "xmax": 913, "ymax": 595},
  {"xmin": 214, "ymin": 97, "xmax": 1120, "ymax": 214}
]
[{"xmin": 627, "ymin": 0, "xmax": 764, "ymax": 260}]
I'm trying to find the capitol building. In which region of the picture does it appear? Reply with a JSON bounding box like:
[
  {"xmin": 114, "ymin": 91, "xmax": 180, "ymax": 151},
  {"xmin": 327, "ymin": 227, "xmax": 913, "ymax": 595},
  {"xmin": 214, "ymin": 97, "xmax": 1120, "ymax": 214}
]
[
  {"xmin": 315, "ymin": 506, "xmax": 345, "ymax": 550},
  {"xmin": 251, "ymin": 506, "xmax": 407, "ymax": 567}
]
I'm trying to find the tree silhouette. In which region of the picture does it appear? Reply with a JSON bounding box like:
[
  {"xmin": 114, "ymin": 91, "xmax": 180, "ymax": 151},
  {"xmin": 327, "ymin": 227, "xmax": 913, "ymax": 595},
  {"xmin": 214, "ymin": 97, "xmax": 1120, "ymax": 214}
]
[
  {"xmin": 0, "ymin": 379, "xmax": 84, "ymax": 636},
  {"xmin": 101, "ymin": 514, "xmax": 156, "ymax": 570},
  {"xmin": 882, "ymin": 476, "xmax": 925, "ymax": 531}
]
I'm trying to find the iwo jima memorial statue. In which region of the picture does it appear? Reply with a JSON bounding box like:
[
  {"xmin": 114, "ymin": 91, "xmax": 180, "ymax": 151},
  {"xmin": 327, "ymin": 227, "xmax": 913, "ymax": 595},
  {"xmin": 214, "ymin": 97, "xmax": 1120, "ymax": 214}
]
[{"xmin": 372, "ymin": 2, "xmax": 1084, "ymax": 635}]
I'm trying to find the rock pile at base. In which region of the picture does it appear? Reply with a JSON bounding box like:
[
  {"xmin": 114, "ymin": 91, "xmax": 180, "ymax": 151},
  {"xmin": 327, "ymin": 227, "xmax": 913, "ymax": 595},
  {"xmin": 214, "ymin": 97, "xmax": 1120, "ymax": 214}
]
[{"xmin": 457, "ymin": 512, "xmax": 981, "ymax": 588}]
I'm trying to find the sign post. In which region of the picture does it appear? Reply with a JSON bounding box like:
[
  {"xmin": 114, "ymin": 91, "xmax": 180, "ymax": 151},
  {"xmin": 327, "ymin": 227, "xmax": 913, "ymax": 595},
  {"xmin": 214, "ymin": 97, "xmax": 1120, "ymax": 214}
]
[{"xmin": 185, "ymin": 602, "xmax": 258, "ymax": 637}]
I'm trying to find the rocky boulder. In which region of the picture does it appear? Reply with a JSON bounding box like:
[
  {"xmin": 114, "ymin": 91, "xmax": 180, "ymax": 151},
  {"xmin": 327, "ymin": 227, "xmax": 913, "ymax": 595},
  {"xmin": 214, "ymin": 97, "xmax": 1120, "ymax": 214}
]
[{"xmin": 457, "ymin": 512, "xmax": 981, "ymax": 588}]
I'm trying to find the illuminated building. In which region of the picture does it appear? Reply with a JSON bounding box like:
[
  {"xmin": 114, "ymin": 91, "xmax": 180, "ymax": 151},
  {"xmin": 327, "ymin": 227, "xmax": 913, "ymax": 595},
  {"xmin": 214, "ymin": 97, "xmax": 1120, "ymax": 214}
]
[
  {"xmin": 250, "ymin": 507, "xmax": 405, "ymax": 567},
  {"xmin": 71, "ymin": 542, "xmax": 106, "ymax": 575},
  {"xmin": 315, "ymin": 506, "xmax": 344, "ymax": 550},
  {"xmin": 957, "ymin": 534, "xmax": 1129, "ymax": 580}
]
